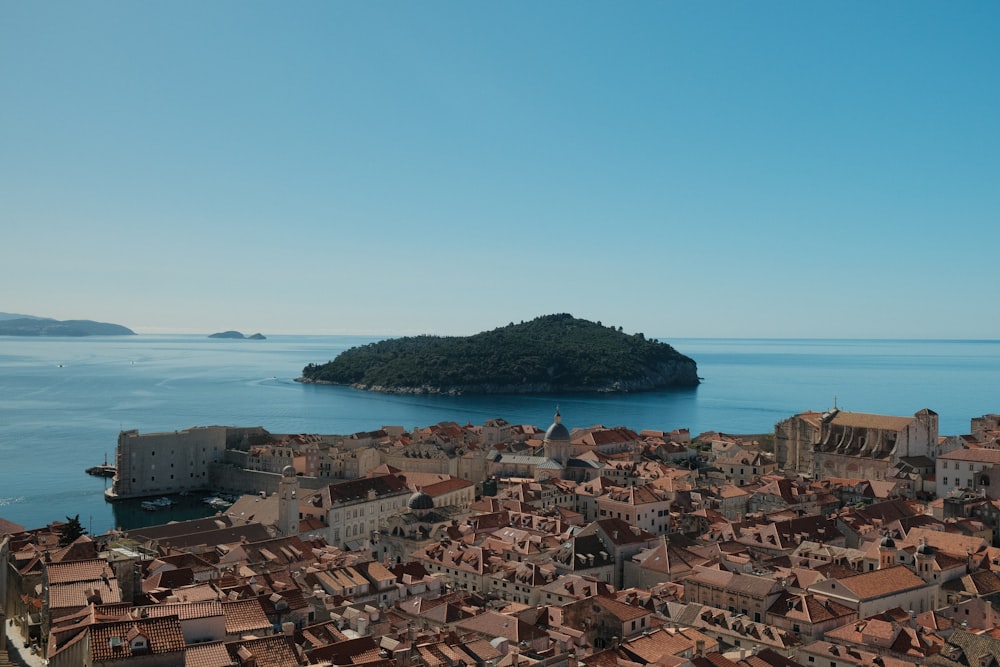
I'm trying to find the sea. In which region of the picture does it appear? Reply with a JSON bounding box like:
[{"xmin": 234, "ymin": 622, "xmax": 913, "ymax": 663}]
[{"xmin": 2, "ymin": 335, "xmax": 999, "ymax": 535}]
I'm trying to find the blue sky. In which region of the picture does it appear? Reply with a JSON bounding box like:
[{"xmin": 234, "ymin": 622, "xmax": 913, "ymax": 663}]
[{"xmin": 2, "ymin": 2, "xmax": 997, "ymax": 338}]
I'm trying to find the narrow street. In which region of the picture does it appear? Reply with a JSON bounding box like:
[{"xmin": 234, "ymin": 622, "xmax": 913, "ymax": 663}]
[{"xmin": 3, "ymin": 621, "xmax": 45, "ymax": 667}]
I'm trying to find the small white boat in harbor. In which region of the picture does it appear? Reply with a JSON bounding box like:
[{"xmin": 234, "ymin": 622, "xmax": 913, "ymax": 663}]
[
  {"xmin": 140, "ymin": 497, "xmax": 174, "ymax": 511},
  {"xmin": 202, "ymin": 496, "xmax": 233, "ymax": 510}
]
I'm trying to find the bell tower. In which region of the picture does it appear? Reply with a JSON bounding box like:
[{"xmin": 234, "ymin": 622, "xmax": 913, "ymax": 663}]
[{"xmin": 277, "ymin": 465, "xmax": 299, "ymax": 537}]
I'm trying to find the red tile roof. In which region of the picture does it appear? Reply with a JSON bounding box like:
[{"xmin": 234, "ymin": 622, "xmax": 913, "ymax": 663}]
[
  {"xmin": 90, "ymin": 616, "xmax": 186, "ymax": 662},
  {"xmin": 185, "ymin": 641, "xmax": 233, "ymax": 667},
  {"xmin": 222, "ymin": 598, "xmax": 272, "ymax": 635}
]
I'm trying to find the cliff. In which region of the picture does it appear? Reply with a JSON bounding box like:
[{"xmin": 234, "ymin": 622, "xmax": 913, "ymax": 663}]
[{"xmin": 299, "ymin": 314, "xmax": 699, "ymax": 395}]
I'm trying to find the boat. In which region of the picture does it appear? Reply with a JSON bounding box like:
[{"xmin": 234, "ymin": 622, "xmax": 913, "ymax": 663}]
[
  {"xmin": 203, "ymin": 496, "xmax": 233, "ymax": 510},
  {"xmin": 140, "ymin": 497, "xmax": 174, "ymax": 511},
  {"xmin": 86, "ymin": 453, "xmax": 117, "ymax": 478}
]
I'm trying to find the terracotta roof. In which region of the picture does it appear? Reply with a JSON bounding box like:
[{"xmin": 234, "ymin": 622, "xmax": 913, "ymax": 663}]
[
  {"xmin": 90, "ymin": 616, "xmax": 186, "ymax": 662},
  {"xmin": 226, "ymin": 635, "xmax": 302, "ymax": 667},
  {"xmin": 222, "ymin": 598, "xmax": 272, "ymax": 634},
  {"xmin": 456, "ymin": 610, "xmax": 548, "ymax": 643},
  {"xmin": 902, "ymin": 527, "xmax": 987, "ymax": 557},
  {"xmin": 589, "ymin": 517, "xmax": 657, "ymax": 544},
  {"xmin": 49, "ymin": 580, "xmax": 122, "ymax": 610},
  {"xmin": 591, "ymin": 595, "xmax": 650, "ymax": 622},
  {"xmin": 0, "ymin": 517, "xmax": 25, "ymax": 535},
  {"xmin": 939, "ymin": 448, "xmax": 1000, "ymax": 463},
  {"xmin": 316, "ymin": 474, "xmax": 410, "ymax": 505},
  {"xmin": 801, "ymin": 641, "xmax": 914, "ymax": 667},
  {"xmin": 46, "ymin": 558, "xmax": 116, "ymax": 584},
  {"xmin": 185, "ymin": 641, "xmax": 233, "ymax": 667},
  {"xmin": 463, "ymin": 638, "xmax": 503, "ymax": 662},
  {"xmin": 621, "ymin": 627, "xmax": 718, "ymax": 662},
  {"xmin": 830, "ymin": 411, "xmax": 917, "ymax": 431},
  {"xmin": 686, "ymin": 569, "xmax": 783, "ymax": 598},
  {"xmin": 825, "ymin": 565, "xmax": 926, "ymax": 600},
  {"xmin": 766, "ymin": 592, "xmax": 855, "ymax": 623},
  {"xmin": 125, "ymin": 518, "xmax": 271, "ymax": 550}
]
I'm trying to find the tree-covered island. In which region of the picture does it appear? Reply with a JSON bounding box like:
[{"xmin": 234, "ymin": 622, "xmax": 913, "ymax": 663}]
[
  {"xmin": 0, "ymin": 316, "xmax": 135, "ymax": 337},
  {"xmin": 298, "ymin": 314, "xmax": 700, "ymax": 395}
]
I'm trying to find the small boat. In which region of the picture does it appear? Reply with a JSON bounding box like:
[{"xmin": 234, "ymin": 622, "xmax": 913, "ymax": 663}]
[
  {"xmin": 86, "ymin": 453, "xmax": 116, "ymax": 478},
  {"xmin": 203, "ymin": 496, "xmax": 233, "ymax": 510},
  {"xmin": 140, "ymin": 497, "xmax": 174, "ymax": 511}
]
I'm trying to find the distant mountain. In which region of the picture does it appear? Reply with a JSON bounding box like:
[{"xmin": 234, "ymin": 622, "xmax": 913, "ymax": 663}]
[
  {"xmin": 299, "ymin": 313, "xmax": 699, "ymax": 395},
  {"xmin": 209, "ymin": 331, "xmax": 266, "ymax": 340},
  {"xmin": 0, "ymin": 317, "xmax": 135, "ymax": 336},
  {"xmin": 0, "ymin": 312, "xmax": 47, "ymax": 321}
]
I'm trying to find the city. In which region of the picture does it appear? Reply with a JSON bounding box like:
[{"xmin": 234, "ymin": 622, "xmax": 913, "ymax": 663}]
[{"xmin": 4, "ymin": 406, "xmax": 1000, "ymax": 667}]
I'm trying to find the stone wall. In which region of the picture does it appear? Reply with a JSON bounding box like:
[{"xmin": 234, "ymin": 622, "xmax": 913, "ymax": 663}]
[{"xmin": 207, "ymin": 464, "xmax": 326, "ymax": 498}]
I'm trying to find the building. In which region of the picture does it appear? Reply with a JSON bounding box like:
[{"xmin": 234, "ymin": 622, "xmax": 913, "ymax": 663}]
[
  {"xmin": 937, "ymin": 448, "xmax": 1000, "ymax": 498},
  {"xmin": 806, "ymin": 563, "xmax": 938, "ymax": 617},
  {"xmin": 774, "ymin": 407, "xmax": 938, "ymax": 479},
  {"xmin": 682, "ymin": 569, "xmax": 784, "ymax": 623},
  {"xmin": 108, "ymin": 426, "xmax": 259, "ymax": 500},
  {"xmin": 596, "ymin": 484, "xmax": 673, "ymax": 536},
  {"xmin": 299, "ymin": 474, "xmax": 411, "ymax": 549}
]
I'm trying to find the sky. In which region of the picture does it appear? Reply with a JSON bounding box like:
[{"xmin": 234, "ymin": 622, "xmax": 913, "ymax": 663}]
[{"xmin": 2, "ymin": 2, "xmax": 998, "ymax": 338}]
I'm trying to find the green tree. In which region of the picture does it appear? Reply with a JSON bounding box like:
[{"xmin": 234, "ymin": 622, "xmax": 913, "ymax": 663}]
[{"xmin": 59, "ymin": 514, "xmax": 87, "ymax": 546}]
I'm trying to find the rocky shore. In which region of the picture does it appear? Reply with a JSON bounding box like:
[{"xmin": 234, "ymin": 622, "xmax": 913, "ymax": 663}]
[{"xmin": 296, "ymin": 358, "xmax": 699, "ymax": 395}]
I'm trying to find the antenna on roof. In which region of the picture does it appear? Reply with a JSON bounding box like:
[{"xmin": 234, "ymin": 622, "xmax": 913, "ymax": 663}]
[{"xmin": 833, "ymin": 396, "xmax": 838, "ymax": 410}]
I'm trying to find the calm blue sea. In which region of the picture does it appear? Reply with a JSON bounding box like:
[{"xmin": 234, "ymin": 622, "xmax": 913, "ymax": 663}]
[{"xmin": 1, "ymin": 335, "xmax": 999, "ymax": 534}]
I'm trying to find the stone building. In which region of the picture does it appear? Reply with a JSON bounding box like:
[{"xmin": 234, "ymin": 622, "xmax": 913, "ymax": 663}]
[
  {"xmin": 806, "ymin": 563, "xmax": 937, "ymax": 617},
  {"xmin": 936, "ymin": 448, "xmax": 1000, "ymax": 498},
  {"xmin": 298, "ymin": 474, "xmax": 411, "ymax": 549},
  {"xmin": 774, "ymin": 407, "xmax": 938, "ymax": 479},
  {"xmin": 109, "ymin": 426, "xmax": 268, "ymax": 500},
  {"xmin": 682, "ymin": 569, "xmax": 784, "ymax": 623}
]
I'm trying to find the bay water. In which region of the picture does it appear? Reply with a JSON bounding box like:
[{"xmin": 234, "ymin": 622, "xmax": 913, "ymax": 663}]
[{"xmin": 1, "ymin": 335, "xmax": 998, "ymax": 534}]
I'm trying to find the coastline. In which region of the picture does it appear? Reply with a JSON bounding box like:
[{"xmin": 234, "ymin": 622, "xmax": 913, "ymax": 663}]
[{"xmin": 3, "ymin": 336, "xmax": 1000, "ymax": 533}]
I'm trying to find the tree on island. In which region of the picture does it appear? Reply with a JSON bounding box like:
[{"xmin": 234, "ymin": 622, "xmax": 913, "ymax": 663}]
[
  {"xmin": 299, "ymin": 313, "xmax": 699, "ymax": 394},
  {"xmin": 59, "ymin": 514, "xmax": 87, "ymax": 546}
]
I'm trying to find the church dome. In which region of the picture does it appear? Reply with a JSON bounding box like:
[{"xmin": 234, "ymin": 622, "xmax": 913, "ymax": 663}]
[
  {"xmin": 880, "ymin": 534, "xmax": 896, "ymax": 549},
  {"xmin": 544, "ymin": 409, "xmax": 570, "ymax": 442},
  {"xmin": 407, "ymin": 490, "xmax": 435, "ymax": 511},
  {"xmin": 281, "ymin": 465, "xmax": 297, "ymax": 478}
]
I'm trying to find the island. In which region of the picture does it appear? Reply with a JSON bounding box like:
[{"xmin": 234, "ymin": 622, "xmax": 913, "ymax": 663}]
[
  {"xmin": 208, "ymin": 331, "xmax": 266, "ymax": 340},
  {"xmin": 298, "ymin": 313, "xmax": 699, "ymax": 394},
  {"xmin": 0, "ymin": 316, "xmax": 135, "ymax": 337}
]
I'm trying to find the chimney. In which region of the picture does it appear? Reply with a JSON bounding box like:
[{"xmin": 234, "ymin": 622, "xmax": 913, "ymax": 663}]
[{"xmin": 696, "ymin": 639, "xmax": 705, "ymax": 658}]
